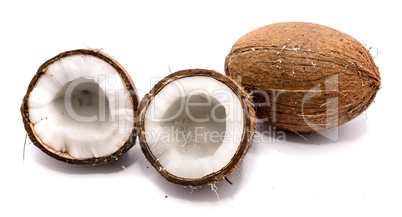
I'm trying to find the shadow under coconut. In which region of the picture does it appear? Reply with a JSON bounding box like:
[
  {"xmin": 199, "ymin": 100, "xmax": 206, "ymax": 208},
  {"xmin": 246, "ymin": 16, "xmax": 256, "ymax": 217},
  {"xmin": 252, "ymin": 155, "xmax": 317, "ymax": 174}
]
[
  {"xmin": 30, "ymin": 142, "xmax": 138, "ymax": 174},
  {"xmin": 282, "ymin": 114, "xmax": 369, "ymax": 145},
  {"xmin": 138, "ymin": 152, "xmax": 246, "ymax": 202},
  {"xmin": 246, "ymin": 116, "xmax": 369, "ymax": 157}
]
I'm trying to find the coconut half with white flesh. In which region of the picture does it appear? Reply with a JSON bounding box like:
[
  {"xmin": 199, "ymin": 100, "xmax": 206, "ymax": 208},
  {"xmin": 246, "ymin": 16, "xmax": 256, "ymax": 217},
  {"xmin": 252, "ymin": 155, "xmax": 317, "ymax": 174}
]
[
  {"xmin": 21, "ymin": 49, "xmax": 139, "ymax": 165},
  {"xmin": 137, "ymin": 69, "xmax": 256, "ymax": 187}
]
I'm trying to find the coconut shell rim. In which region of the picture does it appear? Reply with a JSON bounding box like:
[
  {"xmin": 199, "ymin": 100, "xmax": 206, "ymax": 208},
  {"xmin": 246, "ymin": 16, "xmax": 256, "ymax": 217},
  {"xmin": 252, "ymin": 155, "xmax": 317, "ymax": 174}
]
[
  {"xmin": 137, "ymin": 68, "xmax": 256, "ymax": 188},
  {"xmin": 20, "ymin": 49, "xmax": 140, "ymax": 165}
]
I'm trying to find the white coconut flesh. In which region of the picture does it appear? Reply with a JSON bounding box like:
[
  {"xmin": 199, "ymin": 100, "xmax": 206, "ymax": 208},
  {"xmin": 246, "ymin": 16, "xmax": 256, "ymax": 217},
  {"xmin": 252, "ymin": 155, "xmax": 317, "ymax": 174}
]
[
  {"xmin": 144, "ymin": 76, "xmax": 244, "ymax": 179},
  {"xmin": 28, "ymin": 55, "xmax": 134, "ymax": 159}
]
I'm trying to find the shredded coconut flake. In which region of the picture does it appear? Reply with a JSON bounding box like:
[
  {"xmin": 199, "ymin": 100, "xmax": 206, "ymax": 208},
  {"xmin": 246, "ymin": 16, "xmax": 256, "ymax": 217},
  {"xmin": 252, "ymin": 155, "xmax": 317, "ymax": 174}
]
[{"xmin": 211, "ymin": 184, "xmax": 220, "ymax": 201}]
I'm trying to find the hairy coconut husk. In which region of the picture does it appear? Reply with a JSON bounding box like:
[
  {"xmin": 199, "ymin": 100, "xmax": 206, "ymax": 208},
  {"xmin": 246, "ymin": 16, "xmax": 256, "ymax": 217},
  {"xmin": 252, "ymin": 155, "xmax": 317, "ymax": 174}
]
[
  {"xmin": 21, "ymin": 49, "xmax": 139, "ymax": 165},
  {"xmin": 137, "ymin": 69, "xmax": 256, "ymax": 188},
  {"xmin": 225, "ymin": 22, "xmax": 381, "ymax": 133}
]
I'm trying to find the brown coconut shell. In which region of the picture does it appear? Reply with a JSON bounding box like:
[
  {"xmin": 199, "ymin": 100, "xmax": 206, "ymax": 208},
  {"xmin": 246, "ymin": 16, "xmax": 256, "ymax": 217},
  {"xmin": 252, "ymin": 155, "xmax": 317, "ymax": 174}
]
[
  {"xmin": 137, "ymin": 69, "xmax": 256, "ymax": 188},
  {"xmin": 21, "ymin": 49, "xmax": 139, "ymax": 165},
  {"xmin": 225, "ymin": 22, "xmax": 381, "ymax": 133}
]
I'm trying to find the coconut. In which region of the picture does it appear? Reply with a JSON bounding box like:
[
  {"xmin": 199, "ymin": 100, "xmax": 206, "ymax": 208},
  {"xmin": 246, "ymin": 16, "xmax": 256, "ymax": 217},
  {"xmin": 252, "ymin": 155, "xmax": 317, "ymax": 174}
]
[
  {"xmin": 21, "ymin": 49, "xmax": 139, "ymax": 165},
  {"xmin": 137, "ymin": 69, "xmax": 255, "ymax": 187},
  {"xmin": 225, "ymin": 22, "xmax": 381, "ymax": 133}
]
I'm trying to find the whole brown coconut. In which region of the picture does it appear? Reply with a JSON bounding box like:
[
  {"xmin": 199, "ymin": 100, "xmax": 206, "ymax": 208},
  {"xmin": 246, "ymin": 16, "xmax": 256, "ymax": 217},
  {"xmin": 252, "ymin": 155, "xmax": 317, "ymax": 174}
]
[
  {"xmin": 225, "ymin": 22, "xmax": 381, "ymax": 133},
  {"xmin": 137, "ymin": 69, "xmax": 255, "ymax": 187},
  {"xmin": 21, "ymin": 49, "xmax": 139, "ymax": 165}
]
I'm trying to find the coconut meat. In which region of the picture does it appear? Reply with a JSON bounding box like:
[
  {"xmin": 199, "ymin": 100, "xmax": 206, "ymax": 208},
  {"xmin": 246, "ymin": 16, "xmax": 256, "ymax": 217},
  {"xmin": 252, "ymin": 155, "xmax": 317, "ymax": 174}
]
[
  {"xmin": 144, "ymin": 76, "xmax": 244, "ymax": 179},
  {"xmin": 28, "ymin": 55, "xmax": 134, "ymax": 159}
]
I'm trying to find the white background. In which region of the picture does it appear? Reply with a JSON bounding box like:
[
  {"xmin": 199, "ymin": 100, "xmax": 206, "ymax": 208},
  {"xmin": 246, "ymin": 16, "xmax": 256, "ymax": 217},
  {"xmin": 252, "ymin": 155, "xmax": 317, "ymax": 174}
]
[{"xmin": 1, "ymin": 0, "xmax": 401, "ymax": 216}]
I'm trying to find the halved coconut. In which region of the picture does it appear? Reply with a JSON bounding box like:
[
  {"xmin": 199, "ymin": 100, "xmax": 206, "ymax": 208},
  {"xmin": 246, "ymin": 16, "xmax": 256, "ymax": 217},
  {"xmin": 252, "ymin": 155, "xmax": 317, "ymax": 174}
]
[
  {"xmin": 137, "ymin": 69, "xmax": 256, "ymax": 187},
  {"xmin": 21, "ymin": 49, "xmax": 139, "ymax": 165}
]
